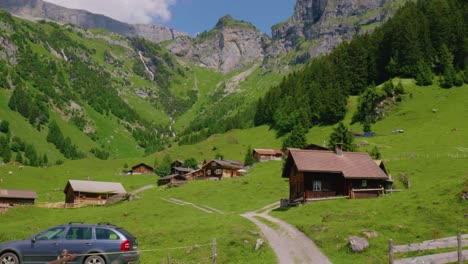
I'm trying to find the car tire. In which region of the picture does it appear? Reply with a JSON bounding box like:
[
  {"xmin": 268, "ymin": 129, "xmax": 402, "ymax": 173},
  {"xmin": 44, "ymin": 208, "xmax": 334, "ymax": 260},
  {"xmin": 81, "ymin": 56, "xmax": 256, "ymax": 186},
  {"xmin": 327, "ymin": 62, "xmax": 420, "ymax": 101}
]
[
  {"xmin": 84, "ymin": 255, "xmax": 106, "ymax": 264},
  {"xmin": 0, "ymin": 252, "xmax": 20, "ymax": 264}
]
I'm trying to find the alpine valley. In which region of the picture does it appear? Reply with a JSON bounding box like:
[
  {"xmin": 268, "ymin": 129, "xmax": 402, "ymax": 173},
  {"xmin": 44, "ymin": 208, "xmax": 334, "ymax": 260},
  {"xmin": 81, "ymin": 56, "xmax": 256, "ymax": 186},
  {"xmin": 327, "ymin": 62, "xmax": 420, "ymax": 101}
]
[{"xmin": 0, "ymin": 0, "xmax": 466, "ymax": 263}]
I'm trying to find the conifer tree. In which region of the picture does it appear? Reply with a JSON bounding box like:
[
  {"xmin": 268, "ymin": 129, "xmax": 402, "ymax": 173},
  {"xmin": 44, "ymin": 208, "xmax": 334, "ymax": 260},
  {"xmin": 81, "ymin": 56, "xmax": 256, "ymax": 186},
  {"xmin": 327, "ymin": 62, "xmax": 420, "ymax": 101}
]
[
  {"xmin": 155, "ymin": 154, "xmax": 172, "ymax": 177},
  {"xmin": 415, "ymin": 60, "xmax": 433, "ymax": 86},
  {"xmin": 328, "ymin": 122, "xmax": 355, "ymax": 152},
  {"xmin": 244, "ymin": 145, "xmax": 255, "ymax": 166},
  {"xmin": 15, "ymin": 152, "xmax": 23, "ymax": 164},
  {"xmin": 282, "ymin": 126, "xmax": 307, "ymax": 151},
  {"xmin": 369, "ymin": 146, "xmax": 381, "ymax": 159}
]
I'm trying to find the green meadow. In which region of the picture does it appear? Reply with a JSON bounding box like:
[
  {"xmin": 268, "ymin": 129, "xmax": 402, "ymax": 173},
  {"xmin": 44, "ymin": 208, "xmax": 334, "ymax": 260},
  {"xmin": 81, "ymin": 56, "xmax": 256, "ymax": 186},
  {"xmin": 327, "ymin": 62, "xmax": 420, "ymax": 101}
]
[{"xmin": 0, "ymin": 81, "xmax": 467, "ymax": 263}]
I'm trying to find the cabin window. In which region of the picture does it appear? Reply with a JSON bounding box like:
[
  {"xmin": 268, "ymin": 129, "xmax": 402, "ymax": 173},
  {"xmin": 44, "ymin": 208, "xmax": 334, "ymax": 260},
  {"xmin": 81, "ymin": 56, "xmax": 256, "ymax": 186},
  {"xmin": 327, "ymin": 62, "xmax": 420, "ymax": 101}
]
[
  {"xmin": 206, "ymin": 169, "xmax": 211, "ymax": 176},
  {"xmin": 215, "ymin": 169, "xmax": 222, "ymax": 174},
  {"xmin": 211, "ymin": 162, "xmax": 216, "ymax": 167},
  {"xmin": 313, "ymin": 181, "xmax": 322, "ymax": 191},
  {"xmin": 362, "ymin": 180, "xmax": 367, "ymax": 187}
]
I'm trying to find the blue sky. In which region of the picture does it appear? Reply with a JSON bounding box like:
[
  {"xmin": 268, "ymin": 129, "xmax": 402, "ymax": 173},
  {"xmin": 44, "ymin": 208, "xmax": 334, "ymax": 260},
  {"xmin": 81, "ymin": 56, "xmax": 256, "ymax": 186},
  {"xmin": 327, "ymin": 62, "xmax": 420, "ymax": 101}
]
[{"xmin": 161, "ymin": 0, "xmax": 296, "ymax": 36}]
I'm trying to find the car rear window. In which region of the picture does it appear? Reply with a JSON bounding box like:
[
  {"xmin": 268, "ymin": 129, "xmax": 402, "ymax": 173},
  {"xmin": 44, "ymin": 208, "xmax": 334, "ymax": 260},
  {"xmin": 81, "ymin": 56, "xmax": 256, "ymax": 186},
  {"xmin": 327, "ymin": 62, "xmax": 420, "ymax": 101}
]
[
  {"xmin": 96, "ymin": 228, "xmax": 120, "ymax": 240},
  {"xmin": 116, "ymin": 228, "xmax": 136, "ymax": 241}
]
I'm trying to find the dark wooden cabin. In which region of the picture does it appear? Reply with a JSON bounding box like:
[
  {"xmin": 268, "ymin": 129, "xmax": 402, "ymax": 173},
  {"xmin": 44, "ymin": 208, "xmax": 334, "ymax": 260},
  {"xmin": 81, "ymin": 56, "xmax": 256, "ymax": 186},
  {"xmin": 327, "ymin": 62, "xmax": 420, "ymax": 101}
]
[
  {"xmin": 131, "ymin": 163, "xmax": 154, "ymax": 174},
  {"xmin": 64, "ymin": 180, "xmax": 126, "ymax": 206},
  {"xmin": 282, "ymin": 145, "xmax": 391, "ymax": 202},
  {"xmin": 202, "ymin": 159, "xmax": 243, "ymax": 179},
  {"xmin": 0, "ymin": 189, "xmax": 37, "ymax": 206}
]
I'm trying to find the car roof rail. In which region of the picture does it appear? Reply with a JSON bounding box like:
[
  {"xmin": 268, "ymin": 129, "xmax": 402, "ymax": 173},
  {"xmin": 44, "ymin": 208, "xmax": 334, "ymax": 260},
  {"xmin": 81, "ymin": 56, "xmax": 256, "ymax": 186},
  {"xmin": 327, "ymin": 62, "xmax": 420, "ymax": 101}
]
[
  {"xmin": 68, "ymin": 222, "xmax": 84, "ymax": 225},
  {"xmin": 97, "ymin": 222, "xmax": 114, "ymax": 226}
]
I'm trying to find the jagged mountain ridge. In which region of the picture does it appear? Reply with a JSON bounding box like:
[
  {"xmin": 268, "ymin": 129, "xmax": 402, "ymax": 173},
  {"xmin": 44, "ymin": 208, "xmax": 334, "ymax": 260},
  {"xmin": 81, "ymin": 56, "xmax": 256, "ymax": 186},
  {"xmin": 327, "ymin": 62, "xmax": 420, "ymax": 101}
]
[
  {"xmin": 167, "ymin": 15, "xmax": 269, "ymax": 73},
  {"xmin": 1, "ymin": 0, "xmax": 406, "ymax": 73},
  {"xmin": 0, "ymin": 0, "xmax": 187, "ymax": 43},
  {"xmin": 270, "ymin": 0, "xmax": 406, "ymax": 59}
]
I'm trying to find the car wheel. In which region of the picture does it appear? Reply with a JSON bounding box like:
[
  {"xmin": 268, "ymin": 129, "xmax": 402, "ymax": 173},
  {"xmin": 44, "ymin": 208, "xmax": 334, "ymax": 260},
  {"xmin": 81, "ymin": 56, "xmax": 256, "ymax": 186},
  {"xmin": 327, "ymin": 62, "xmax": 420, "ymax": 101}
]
[
  {"xmin": 0, "ymin": 252, "xmax": 19, "ymax": 264},
  {"xmin": 84, "ymin": 255, "xmax": 106, "ymax": 264}
]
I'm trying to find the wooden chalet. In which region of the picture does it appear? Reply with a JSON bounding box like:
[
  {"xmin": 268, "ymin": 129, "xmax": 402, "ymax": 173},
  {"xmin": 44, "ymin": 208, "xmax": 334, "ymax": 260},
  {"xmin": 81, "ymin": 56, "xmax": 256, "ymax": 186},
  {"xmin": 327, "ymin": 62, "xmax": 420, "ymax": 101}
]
[
  {"xmin": 64, "ymin": 180, "xmax": 126, "ymax": 206},
  {"xmin": 0, "ymin": 189, "xmax": 37, "ymax": 206},
  {"xmin": 183, "ymin": 169, "xmax": 204, "ymax": 180},
  {"xmin": 202, "ymin": 159, "xmax": 243, "ymax": 179},
  {"xmin": 253, "ymin": 149, "xmax": 283, "ymax": 162},
  {"xmin": 157, "ymin": 174, "xmax": 187, "ymax": 186},
  {"xmin": 131, "ymin": 163, "xmax": 154, "ymax": 174},
  {"xmin": 282, "ymin": 145, "xmax": 391, "ymax": 202}
]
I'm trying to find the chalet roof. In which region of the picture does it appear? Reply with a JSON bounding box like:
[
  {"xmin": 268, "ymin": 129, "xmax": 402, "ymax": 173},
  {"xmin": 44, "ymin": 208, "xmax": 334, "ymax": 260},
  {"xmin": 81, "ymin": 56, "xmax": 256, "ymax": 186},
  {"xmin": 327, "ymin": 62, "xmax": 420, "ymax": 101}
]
[
  {"xmin": 287, "ymin": 149, "xmax": 389, "ymax": 179},
  {"xmin": 131, "ymin": 163, "xmax": 154, "ymax": 170},
  {"xmin": 0, "ymin": 189, "xmax": 38, "ymax": 199},
  {"xmin": 203, "ymin": 159, "xmax": 243, "ymax": 169},
  {"xmin": 253, "ymin": 149, "xmax": 283, "ymax": 155},
  {"xmin": 65, "ymin": 180, "xmax": 126, "ymax": 194}
]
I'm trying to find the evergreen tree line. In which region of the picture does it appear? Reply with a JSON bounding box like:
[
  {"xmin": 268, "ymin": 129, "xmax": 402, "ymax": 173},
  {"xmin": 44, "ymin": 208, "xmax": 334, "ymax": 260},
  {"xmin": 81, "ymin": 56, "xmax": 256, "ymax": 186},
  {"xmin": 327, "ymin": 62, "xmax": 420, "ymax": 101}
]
[
  {"xmin": 0, "ymin": 121, "xmax": 48, "ymax": 166},
  {"xmin": 46, "ymin": 120, "xmax": 85, "ymax": 160},
  {"xmin": 176, "ymin": 96, "xmax": 256, "ymax": 145},
  {"xmin": 8, "ymin": 84, "xmax": 49, "ymax": 130},
  {"xmin": 255, "ymin": 0, "xmax": 467, "ymax": 135}
]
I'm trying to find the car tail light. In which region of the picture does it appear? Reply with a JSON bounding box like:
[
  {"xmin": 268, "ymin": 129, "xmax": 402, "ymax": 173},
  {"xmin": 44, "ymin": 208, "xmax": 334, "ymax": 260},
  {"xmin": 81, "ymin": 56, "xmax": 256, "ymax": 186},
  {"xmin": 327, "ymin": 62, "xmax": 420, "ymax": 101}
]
[{"xmin": 120, "ymin": 240, "xmax": 131, "ymax": 251}]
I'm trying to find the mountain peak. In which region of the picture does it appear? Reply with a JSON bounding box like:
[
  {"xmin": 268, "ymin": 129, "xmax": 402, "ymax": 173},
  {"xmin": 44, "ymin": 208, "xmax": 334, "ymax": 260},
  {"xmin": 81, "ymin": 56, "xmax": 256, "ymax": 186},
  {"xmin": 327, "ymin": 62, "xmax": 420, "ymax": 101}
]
[{"xmin": 214, "ymin": 15, "xmax": 257, "ymax": 31}]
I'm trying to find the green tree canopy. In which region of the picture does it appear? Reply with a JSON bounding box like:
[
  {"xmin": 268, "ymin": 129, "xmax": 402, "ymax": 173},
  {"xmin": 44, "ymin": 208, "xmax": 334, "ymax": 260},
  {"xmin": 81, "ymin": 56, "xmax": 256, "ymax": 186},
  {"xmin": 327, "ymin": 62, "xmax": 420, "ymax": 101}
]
[
  {"xmin": 328, "ymin": 122, "xmax": 355, "ymax": 152},
  {"xmin": 155, "ymin": 154, "xmax": 172, "ymax": 177},
  {"xmin": 244, "ymin": 145, "xmax": 255, "ymax": 166},
  {"xmin": 182, "ymin": 157, "xmax": 198, "ymax": 170},
  {"xmin": 282, "ymin": 126, "xmax": 307, "ymax": 151}
]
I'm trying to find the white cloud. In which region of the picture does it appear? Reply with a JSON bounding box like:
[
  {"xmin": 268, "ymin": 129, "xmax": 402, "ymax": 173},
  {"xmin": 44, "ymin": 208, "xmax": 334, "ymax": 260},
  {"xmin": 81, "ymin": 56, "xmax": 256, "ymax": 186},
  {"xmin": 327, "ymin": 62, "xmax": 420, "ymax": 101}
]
[{"xmin": 43, "ymin": 0, "xmax": 176, "ymax": 24}]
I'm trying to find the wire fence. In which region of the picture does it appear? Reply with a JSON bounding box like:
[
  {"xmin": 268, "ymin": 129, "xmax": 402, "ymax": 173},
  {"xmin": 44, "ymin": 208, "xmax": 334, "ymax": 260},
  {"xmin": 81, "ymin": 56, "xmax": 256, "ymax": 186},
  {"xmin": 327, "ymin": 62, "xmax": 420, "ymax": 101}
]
[{"xmin": 48, "ymin": 238, "xmax": 217, "ymax": 264}]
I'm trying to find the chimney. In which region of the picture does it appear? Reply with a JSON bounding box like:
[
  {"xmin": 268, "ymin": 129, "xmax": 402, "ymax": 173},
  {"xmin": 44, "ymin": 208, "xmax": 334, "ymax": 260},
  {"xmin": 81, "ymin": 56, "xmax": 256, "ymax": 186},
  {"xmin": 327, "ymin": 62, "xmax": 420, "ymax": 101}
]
[{"xmin": 335, "ymin": 143, "xmax": 343, "ymax": 156}]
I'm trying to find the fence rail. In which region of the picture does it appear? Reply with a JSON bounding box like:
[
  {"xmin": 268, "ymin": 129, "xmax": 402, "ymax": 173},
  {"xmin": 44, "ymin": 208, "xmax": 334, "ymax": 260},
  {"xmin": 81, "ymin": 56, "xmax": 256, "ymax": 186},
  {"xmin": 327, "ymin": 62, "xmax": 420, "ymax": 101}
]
[{"xmin": 389, "ymin": 233, "xmax": 467, "ymax": 264}]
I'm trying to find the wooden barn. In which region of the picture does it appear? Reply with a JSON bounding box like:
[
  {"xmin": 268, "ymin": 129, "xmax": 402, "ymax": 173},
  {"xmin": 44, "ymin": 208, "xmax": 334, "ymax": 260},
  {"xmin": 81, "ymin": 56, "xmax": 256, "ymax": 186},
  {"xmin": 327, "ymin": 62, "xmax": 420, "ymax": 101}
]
[
  {"xmin": 282, "ymin": 145, "xmax": 391, "ymax": 202},
  {"xmin": 253, "ymin": 149, "xmax": 283, "ymax": 162},
  {"xmin": 64, "ymin": 180, "xmax": 126, "ymax": 206},
  {"xmin": 131, "ymin": 163, "xmax": 154, "ymax": 174},
  {"xmin": 202, "ymin": 159, "xmax": 243, "ymax": 179},
  {"xmin": 0, "ymin": 189, "xmax": 37, "ymax": 206}
]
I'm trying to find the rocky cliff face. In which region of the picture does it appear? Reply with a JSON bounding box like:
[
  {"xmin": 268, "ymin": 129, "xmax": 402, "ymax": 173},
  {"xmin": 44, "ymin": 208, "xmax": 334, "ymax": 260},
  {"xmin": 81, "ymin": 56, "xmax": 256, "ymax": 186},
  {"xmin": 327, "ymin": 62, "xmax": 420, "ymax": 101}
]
[
  {"xmin": 0, "ymin": 0, "xmax": 186, "ymax": 43},
  {"xmin": 270, "ymin": 0, "xmax": 405, "ymax": 58},
  {"xmin": 167, "ymin": 16, "xmax": 268, "ymax": 73}
]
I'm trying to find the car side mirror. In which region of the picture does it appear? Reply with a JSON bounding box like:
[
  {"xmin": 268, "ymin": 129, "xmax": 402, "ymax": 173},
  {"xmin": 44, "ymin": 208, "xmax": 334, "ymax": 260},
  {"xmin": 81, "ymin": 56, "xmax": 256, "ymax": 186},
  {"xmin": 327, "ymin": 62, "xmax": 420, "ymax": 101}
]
[{"xmin": 31, "ymin": 237, "xmax": 36, "ymax": 243}]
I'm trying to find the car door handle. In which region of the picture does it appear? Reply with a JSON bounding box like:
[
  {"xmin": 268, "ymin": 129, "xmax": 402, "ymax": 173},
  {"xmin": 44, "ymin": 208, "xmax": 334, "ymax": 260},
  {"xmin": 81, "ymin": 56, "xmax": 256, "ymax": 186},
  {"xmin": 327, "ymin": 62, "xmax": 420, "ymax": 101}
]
[{"xmin": 86, "ymin": 243, "xmax": 92, "ymax": 246}]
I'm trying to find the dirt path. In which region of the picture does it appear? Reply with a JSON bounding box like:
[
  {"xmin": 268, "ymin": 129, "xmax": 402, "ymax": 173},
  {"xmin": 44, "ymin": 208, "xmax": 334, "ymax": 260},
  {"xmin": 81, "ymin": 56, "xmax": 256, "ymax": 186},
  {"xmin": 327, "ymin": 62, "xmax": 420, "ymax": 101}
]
[{"xmin": 241, "ymin": 203, "xmax": 332, "ymax": 264}]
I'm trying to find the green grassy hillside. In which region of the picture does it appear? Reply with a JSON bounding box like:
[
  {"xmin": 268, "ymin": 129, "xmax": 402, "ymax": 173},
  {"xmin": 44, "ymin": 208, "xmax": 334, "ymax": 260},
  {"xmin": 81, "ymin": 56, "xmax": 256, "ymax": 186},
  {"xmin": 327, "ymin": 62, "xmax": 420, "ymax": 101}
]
[
  {"xmin": 0, "ymin": 11, "xmax": 290, "ymax": 163},
  {"xmin": 0, "ymin": 81, "xmax": 466, "ymax": 263},
  {"xmin": 271, "ymin": 81, "xmax": 468, "ymax": 263}
]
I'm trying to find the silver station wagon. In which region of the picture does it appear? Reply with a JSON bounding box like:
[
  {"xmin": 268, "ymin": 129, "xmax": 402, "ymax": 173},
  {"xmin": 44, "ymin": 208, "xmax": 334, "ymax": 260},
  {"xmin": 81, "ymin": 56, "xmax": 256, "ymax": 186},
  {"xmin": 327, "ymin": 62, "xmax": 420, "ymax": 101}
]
[{"xmin": 0, "ymin": 222, "xmax": 139, "ymax": 264}]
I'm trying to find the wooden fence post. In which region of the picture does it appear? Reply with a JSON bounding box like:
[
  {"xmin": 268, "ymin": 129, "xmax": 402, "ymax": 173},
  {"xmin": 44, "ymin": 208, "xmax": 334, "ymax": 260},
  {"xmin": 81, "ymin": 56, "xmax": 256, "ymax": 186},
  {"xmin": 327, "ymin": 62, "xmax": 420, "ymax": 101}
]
[
  {"xmin": 458, "ymin": 233, "xmax": 463, "ymax": 264},
  {"xmin": 212, "ymin": 238, "xmax": 217, "ymax": 264},
  {"xmin": 389, "ymin": 239, "xmax": 394, "ymax": 264}
]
